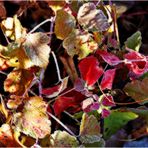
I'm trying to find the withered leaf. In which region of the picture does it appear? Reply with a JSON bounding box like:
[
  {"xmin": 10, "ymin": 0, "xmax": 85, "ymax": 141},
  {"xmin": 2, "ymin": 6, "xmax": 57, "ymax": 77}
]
[
  {"xmin": 77, "ymin": 2, "xmax": 110, "ymax": 32},
  {"xmin": 124, "ymin": 77, "xmax": 148, "ymax": 105},
  {"xmin": 24, "ymin": 32, "xmax": 51, "ymax": 68},
  {"xmin": 4, "ymin": 69, "xmax": 34, "ymax": 96},
  {"xmin": 0, "ymin": 124, "xmax": 21, "ymax": 147},
  {"xmin": 13, "ymin": 97, "xmax": 51, "ymax": 139},
  {"xmin": 50, "ymin": 130, "xmax": 78, "ymax": 147},
  {"xmin": 55, "ymin": 9, "xmax": 76, "ymax": 40},
  {"xmin": 63, "ymin": 29, "xmax": 98, "ymax": 59}
]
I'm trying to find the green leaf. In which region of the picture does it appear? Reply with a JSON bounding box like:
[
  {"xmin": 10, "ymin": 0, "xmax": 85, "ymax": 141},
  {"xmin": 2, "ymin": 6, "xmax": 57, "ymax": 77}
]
[
  {"xmin": 55, "ymin": 9, "xmax": 76, "ymax": 40},
  {"xmin": 50, "ymin": 130, "xmax": 78, "ymax": 147},
  {"xmin": 124, "ymin": 77, "xmax": 148, "ymax": 104},
  {"xmin": 104, "ymin": 110, "xmax": 138, "ymax": 139},
  {"xmin": 124, "ymin": 31, "xmax": 142, "ymax": 52}
]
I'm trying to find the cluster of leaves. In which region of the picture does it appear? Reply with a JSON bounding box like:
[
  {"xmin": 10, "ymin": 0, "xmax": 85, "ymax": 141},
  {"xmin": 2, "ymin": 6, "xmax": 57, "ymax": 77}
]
[{"xmin": 0, "ymin": 1, "xmax": 148, "ymax": 147}]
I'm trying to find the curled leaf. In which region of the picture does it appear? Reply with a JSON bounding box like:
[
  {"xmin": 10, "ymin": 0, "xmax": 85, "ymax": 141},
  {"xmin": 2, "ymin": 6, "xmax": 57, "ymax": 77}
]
[
  {"xmin": 13, "ymin": 97, "xmax": 51, "ymax": 139},
  {"xmin": 55, "ymin": 9, "xmax": 76, "ymax": 40},
  {"xmin": 77, "ymin": 2, "xmax": 109, "ymax": 32},
  {"xmin": 42, "ymin": 77, "xmax": 69, "ymax": 98},
  {"xmin": 24, "ymin": 32, "xmax": 51, "ymax": 68}
]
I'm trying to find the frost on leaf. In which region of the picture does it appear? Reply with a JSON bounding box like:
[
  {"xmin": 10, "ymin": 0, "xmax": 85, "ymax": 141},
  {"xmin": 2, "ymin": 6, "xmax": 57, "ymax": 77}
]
[
  {"xmin": 4, "ymin": 69, "xmax": 34, "ymax": 95},
  {"xmin": 24, "ymin": 32, "xmax": 51, "ymax": 68},
  {"xmin": 79, "ymin": 113, "xmax": 105, "ymax": 147},
  {"xmin": 63, "ymin": 29, "xmax": 98, "ymax": 59},
  {"xmin": 0, "ymin": 124, "xmax": 20, "ymax": 147},
  {"xmin": 50, "ymin": 130, "xmax": 78, "ymax": 147},
  {"xmin": 77, "ymin": 2, "xmax": 109, "ymax": 32},
  {"xmin": 55, "ymin": 9, "xmax": 76, "ymax": 40},
  {"xmin": 124, "ymin": 77, "xmax": 148, "ymax": 105},
  {"xmin": 78, "ymin": 56, "xmax": 103, "ymax": 86},
  {"xmin": 13, "ymin": 97, "xmax": 51, "ymax": 139}
]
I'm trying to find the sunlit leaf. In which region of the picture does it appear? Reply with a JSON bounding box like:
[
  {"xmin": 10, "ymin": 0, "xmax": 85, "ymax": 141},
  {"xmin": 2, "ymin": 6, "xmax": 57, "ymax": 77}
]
[
  {"xmin": 0, "ymin": 124, "xmax": 21, "ymax": 147},
  {"xmin": 24, "ymin": 32, "xmax": 51, "ymax": 68},
  {"xmin": 63, "ymin": 29, "xmax": 98, "ymax": 59},
  {"xmin": 1, "ymin": 15, "xmax": 26, "ymax": 40},
  {"xmin": 4, "ymin": 69, "xmax": 34, "ymax": 96},
  {"xmin": 124, "ymin": 31, "xmax": 142, "ymax": 52},
  {"xmin": 104, "ymin": 110, "xmax": 138, "ymax": 139},
  {"xmin": 42, "ymin": 76, "xmax": 69, "ymax": 98},
  {"xmin": 50, "ymin": 130, "xmax": 78, "ymax": 147},
  {"xmin": 55, "ymin": 9, "xmax": 76, "ymax": 40},
  {"xmin": 13, "ymin": 97, "xmax": 51, "ymax": 139},
  {"xmin": 124, "ymin": 77, "xmax": 148, "ymax": 104},
  {"xmin": 77, "ymin": 2, "xmax": 109, "ymax": 32},
  {"xmin": 78, "ymin": 56, "xmax": 103, "ymax": 86}
]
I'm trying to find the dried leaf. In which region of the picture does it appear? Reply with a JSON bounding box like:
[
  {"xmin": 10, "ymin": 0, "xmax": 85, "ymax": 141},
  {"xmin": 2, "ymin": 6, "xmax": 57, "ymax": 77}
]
[
  {"xmin": 42, "ymin": 77, "xmax": 69, "ymax": 98},
  {"xmin": 79, "ymin": 113, "xmax": 105, "ymax": 147},
  {"xmin": 77, "ymin": 2, "xmax": 109, "ymax": 32},
  {"xmin": 13, "ymin": 97, "xmax": 51, "ymax": 139},
  {"xmin": 50, "ymin": 130, "xmax": 78, "ymax": 147},
  {"xmin": 80, "ymin": 113, "xmax": 100, "ymax": 135},
  {"xmin": 124, "ymin": 77, "xmax": 148, "ymax": 104},
  {"xmin": 55, "ymin": 9, "xmax": 76, "ymax": 40},
  {"xmin": 4, "ymin": 69, "xmax": 34, "ymax": 96},
  {"xmin": 63, "ymin": 29, "xmax": 98, "ymax": 59},
  {"xmin": 0, "ymin": 2, "xmax": 6, "ymax": 19},
  {"xmin": 78, "ymin": 56, "xmax": 103, "ymax": 86},
  {"xmin": 0, "ymin": 124, "xmax": 20, "ymax": 147},
  {"xmin": 24, "ymin": 32, "xmax": 51, "ymax": 68}
]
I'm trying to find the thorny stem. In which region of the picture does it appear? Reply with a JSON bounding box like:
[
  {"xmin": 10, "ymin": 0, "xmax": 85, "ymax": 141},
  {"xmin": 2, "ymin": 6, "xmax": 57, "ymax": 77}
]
[
  {"xmin": 0, "ymin": 71, "xmax": 7, "ymax": 76},
  {"xmin": 38, "ymin": 69, "xmax": 45, "ymax": 97},
  {"xmin": 49, "ymin": 16, "xmax": 56, "ymax": 44},
  {"xmin": 47, "ymin": 112, "xmax": 77, "ymax": 137},
  {"xmin": 51, "ymin": 51, "xmax": 62, "ymax": 83}
]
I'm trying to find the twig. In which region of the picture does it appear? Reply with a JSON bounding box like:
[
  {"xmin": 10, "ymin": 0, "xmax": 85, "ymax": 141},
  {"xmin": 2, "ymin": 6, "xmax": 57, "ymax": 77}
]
[
  {"xmin": 47, "ymin": 112, "xmax": 77, "ymax": 137},
  {"xmin": 49, "ymin": 16, "xmax": 56, "ymax": 44},
  {"xmin": 51, "ymin": 51, "xmax": 62, "ymax": 83},
  {"xmin": 28, "ymin": 18, "xmax": 52, "ymax": 34},
  {"xmin": 0, "ymin": 71, "xmax": 7, "ymax": 76},
  {"xmin": 38, "ymin": 69, "xmax": 45, "ymax": 97}
]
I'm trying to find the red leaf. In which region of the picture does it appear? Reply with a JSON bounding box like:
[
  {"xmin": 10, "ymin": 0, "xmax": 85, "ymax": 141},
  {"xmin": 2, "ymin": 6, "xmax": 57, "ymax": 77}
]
[
  {"xmin": 102, "ymin": 108, "xmax": 110, "ymax": 118},
  {"xmin": 53, "ymin": 96, "xmax": 76, "ymax": 116},
  {"xmin": 124, "ymin": 51, "xmax": 148, "ymax": 76},
  {"xmin": 97, "ymin": 50, "xmax": 121, "ymax": 65},
  {"xmin": 100, "ymin": 69, "xmax": 116, "ymax": 90},
  {"xmin": 42, "ymin": 77, "xmax": 68, "ymax": 98},
  {"xmin": 53, "ymin": 90, "xmax": 85, "ymax": 115},
  {"xmin": 102, "ymin": 95, "xmax": 115, "ymax": 107},
  {"xmin": 78, "ymin": 56, "xmax": 103, "ymax": 86}
]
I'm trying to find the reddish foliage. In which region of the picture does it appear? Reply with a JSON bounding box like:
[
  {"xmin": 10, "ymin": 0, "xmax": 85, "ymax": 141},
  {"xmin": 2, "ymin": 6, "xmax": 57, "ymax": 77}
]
[
  {"xmin": 100, "ymin": 69, "xmax": 116, "ymax": 90},
  {"xmin": 78, "ymin": 56, "xmax": 103, "ymax": 86}
]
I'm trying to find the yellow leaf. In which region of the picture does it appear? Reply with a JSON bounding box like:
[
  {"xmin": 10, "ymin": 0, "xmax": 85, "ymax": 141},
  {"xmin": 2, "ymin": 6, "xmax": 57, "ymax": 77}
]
[
  {"xmin": 4, "ymin": 69, "xmax": 34, "ymax": 96},
  {"xmin": 13, "ymin": 97, "xmax": 51, "ymax": 139}
]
